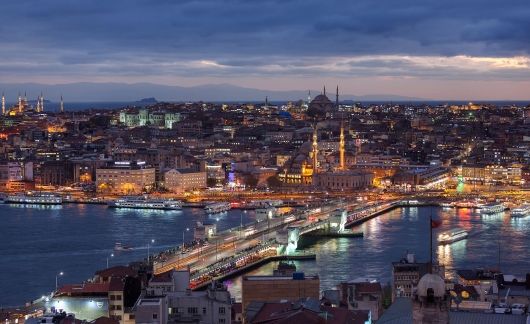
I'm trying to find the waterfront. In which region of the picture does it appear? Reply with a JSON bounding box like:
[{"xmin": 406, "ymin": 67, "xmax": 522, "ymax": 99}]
[
  {"xmin": 1, "ymin": 204, "xmax": 530, "ymax": 306},
  {"xmin": 0, "ymin": 204, "xmax": 255, "ymax": 307},
  {"xmin": 224, "ymin": 206, "xmax": 530, "ymax": 300}
]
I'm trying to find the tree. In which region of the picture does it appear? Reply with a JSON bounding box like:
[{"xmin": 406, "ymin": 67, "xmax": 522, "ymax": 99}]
[
  {"xmin": 266, "ymin": 175, "xmax": 282, "ymax": 188},
  {"xmin": 244, "ymin": 174, "xmax": 258, "ymax": 188}
]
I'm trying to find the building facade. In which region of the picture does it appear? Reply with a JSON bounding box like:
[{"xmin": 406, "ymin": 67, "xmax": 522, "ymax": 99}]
[{"xmin": 96, "ymin": 162, "xmax": 155, "ymax": 194}]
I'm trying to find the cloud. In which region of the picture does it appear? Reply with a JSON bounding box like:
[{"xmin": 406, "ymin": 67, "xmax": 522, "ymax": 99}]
[{"xmin": 1, "ymin": 0, "xmax": 530, "ymax": 96}]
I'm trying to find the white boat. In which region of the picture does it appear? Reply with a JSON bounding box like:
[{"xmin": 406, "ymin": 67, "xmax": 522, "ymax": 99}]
[
  {"xmin": 438, "ymin": 229, "xmax": 468, "ymax": 245},
  {"xmin": 494, "ymin": 303, "xmax": 510, "ymax": 314},
  {"xmin": 511, "ymin": 204, "xmax": 530, "ymax": 217},
  {"xmin": 510, "ymin": 303, "xmax": 526, "ymax": 315},
  {"xmin": 114, "ymin": 242, "xmax": 133, "ymax": 251},
  {"xmin": 204, "ymin": 202, "xmax": 231, "ymax": 214},
  {"xmin": 5, "ymin": 192, "xmax": 62, "ymax": 205},
  {"xmin": 481, "ymin": 203, "xmax": 505, "ymax": 215},
  {"xmin": 108, "ymin": 196, "xmax": 182, "ymax": 210}
]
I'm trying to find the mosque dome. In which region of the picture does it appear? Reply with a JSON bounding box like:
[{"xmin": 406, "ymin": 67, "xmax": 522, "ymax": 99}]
[
  {"xmin": 417, "ymin": 273, "xmax": 445, "ymax": 298},
  {"xmin": 308, "ymin": 94, "xmax": 334, "ymax": 118}
]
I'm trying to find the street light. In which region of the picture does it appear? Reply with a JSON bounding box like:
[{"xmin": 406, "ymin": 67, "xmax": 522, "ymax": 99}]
[
  {"xmin": 55, "ymin": 271, "xmax": 64, "ymax": 291},
  {"xmin": 147, "ymin": 239, "xmax": 155, "ymax": 263},
  {"xmin": 107, "ymin": 253, "xmax": 114, "ymax": 268},
  {"xmin": 182, "ymin": 228, "xmax": 189, "ymax": 250}
]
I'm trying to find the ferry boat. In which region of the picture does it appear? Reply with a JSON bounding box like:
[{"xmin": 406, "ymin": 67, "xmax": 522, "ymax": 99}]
[
  {"xmin": 5, "ymin": 192, "xmax": 62, "ymax": 205},
  {"xmin": 204, "ymin": 202, "xmax": 231, "ymax": 214},
  {"xmin": 510, "ymin": 204, "xmax": 530, "ymax": 217},
  {"xmin": 108, "ymin": 196, "xmax": 182, "ymax": 210},
  {"xmin": 114, "ymin": 242, "xmax": 133, "ymax": 251},
  {"xmin": 480, "ymin": 203, "xmax": 505, "ymax": 215},
  {"xmin": 438, "ymin": 229, "xmax": 468, "ymax": 245}
]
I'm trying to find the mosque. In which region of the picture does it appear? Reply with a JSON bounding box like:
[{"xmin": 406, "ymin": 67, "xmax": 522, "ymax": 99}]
[
  {"xmin": 1, "ymin": 92, "xmax": 64, "ymax": 116},
  {"xmin": 307, "ymin": 85, "xmax": 339, "ymax": 119}
]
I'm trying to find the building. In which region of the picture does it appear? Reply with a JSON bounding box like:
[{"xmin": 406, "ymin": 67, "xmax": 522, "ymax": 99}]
[
  {"xmin": 0, "ymin": 161, "xmax": 34, "ymax": 190},
  {"xmin": 40, "ymin": 160, "xmax": 74, "ymax": 186},
  {"xmin": 338, "ymin": 281, "xmax": 384, "ymax": 320},
  {"xmin": 96, "ymin": 161, "xmax": 155, "ymax": 194},
  {"xmin": 164, "ymin": 168, "xmax": 207, "ymax": 193},
  {"xmin": 459, "ymin": 164, "xmax": 523, "ymax": 185},
  {"xmin": 241, "ymin": 273, "xmax": 320, "ymax": 313},
  {"xmin": 134, "ymin": 270, "xmax": 232, "ymax": 324},
  {"xmin": 392, "ymin": 253, "xmax": 445, "ymax": 301},
  {"xmin": 245, "ymin": 299, "xmax": 370, "ymax": 324},
  {"xmin": 313, "ymin": 170, "xmax": 373, "ymax": 191}
]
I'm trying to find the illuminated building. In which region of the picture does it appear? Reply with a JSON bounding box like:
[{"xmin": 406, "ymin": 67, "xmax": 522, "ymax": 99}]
[
  {"xmin": 1, "ymin": 93, "xmax": 5, "ymax": 115},
  {"xmin": 96, "ymin": 161, "xmax": 155, "ymax": 194},
  {"xmin": 313, "ymin": 170, "xmax": 373, "ymax": 190},
  {"xmin": 164, "ymin": 168, "xmax": 206, "ymax": 193}
]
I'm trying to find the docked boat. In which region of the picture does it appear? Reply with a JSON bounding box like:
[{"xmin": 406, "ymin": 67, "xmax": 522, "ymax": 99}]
[
  {"xmin": 108, "ymin": 196, "xmax": 182, "ymax": 210},
  {"xmin": 511, "ymin": 204, "xmax": 530, "ymax": 217},
  {"xmin": 114, "ymin": 242, "xmax": 133, "ymax": 251},
  {"xmin": 438, "ymin": 229, "xmax": 468, "ymax": 245},
  {"xmin": 510, "ymin": 303, "xmax": 526, "ymax": 315},
  {"xmin": 204, "ymin": 202, "xmax": 231, "ymax": 214},
  {"xmin": 5, "ymin": 192, "xmax": 62, "ymax": 205},
  {"xmin": 480, "ymin": 203, "xmax": 505, "ymax": 215}
]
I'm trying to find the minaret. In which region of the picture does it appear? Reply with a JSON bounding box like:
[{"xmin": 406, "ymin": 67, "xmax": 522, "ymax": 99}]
[
  {"xmin": 18, "ymin": 93, "xmax": 22, "ymax": 112},
  {"xmin": 339, "ymin": 121, "xmax": 345, "ymax": 170},
  {"xmin": 312, "ymin": 126, "xmax": 318, "ymax": 172},
  {"xmin": 40, "ymin": 92, "xmax": 44, "ymax": 112},
  {"xmin": 265, "ymin": 96, "xmax": 268, "ymax": 108},
  {"xmin": 1, "ymin": 93, "xmax": 5, "ymax": 115},
  {"xmin": 60, "ymin": 95, "xmax": 64, "ymax": 113},
  {"xmin": 323, "ymin": 86, "xmax": 326, "ymax": 96},
  {"xmin": 36, "ymin": 96, "xmax": 41, "ymax": 112},
  {"xmin": 336, "ymin": 85, "xmax": 339, "ymax": 108}
]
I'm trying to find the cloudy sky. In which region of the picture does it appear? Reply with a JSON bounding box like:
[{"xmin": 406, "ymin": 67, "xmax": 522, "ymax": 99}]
[{"xmin": 2, "ymin": 0, "xmax": 530, "ymax": 100}]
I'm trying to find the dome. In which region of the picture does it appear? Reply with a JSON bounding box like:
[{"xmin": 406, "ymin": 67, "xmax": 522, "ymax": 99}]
[
  {"xmin": 417, "ymin": 273, "xmax": 445, "ymax": 298},
  {"xmin": 308, "ymin": 94, "xmax": 334, "ymax": 118},
  {"xmin": 311, "ymin": 94, "xmax": 333, "ymax": 105}
]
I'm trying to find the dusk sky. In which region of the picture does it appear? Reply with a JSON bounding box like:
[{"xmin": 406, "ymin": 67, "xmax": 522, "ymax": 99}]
[{"xmin": 3, "ymin": 0, "xmax": 530, "ymax": 100}]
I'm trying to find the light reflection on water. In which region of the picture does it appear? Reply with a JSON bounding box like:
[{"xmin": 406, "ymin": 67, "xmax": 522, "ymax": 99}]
[{"xmin": 226, "ymin": 206, "xmax": 530, "ymax": 301}]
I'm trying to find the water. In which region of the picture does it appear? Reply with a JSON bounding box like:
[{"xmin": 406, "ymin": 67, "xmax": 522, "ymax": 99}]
[
  {"xmin": 0, "ymin": 204, "xmax": 255, "ymax": 307},
  {"xmin": 224, "ymin": 206, "xmax": 530, "ymax": 300},
  {"xmin": 1, "ymin": 204, "xmax": 529, "ymax": 306}
]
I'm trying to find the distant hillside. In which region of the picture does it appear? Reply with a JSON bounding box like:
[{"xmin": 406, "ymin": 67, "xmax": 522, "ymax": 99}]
[{"xmin": 0, "ymin": 82, "xmax": 427, "ymax": 102}]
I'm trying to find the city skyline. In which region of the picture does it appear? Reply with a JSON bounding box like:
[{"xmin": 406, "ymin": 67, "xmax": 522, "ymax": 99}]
[{"xmin": 2, "ymin": 0, "xmax": 530, "ymax": 100}]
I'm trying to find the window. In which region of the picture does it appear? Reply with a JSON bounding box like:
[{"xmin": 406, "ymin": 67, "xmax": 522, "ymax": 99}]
[
  {"xmin": 116, "ymin": 295, "xmax": 122, "ymax": 300},
  {"xmin": 188, "ymin": 307, "xmax": 198, "ymax": 314},
  {"xmin": 219, "ymin": 307, "xmax": 225, "ymax": 314},
  {"xmin": 116, "ymin": 305, "xmax": 122, "ymax": 310},
  {"xmin": 203, "ymin": 307, "xmax": 207, "ymax": 315},
  {"xmin": 219, "ymin": 319, "xmax": 225, "ymax": 324},
  {"xmin": 152, "ymin": 313, "xmax": 158, "ymax": 320}
]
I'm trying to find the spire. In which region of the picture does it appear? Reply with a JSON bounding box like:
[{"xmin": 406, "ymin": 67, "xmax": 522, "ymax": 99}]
[
  {"xmin": 60, "ymin": 95, "xmax": 64, "ymax": 113},
  {"xmin": 1, "ymin": 93, "xmax": 5, "ymax": 115},
  {"xmin": 336, "ymin": 85, "xmax": 339, "ymax": 108},
  {"xmin": 18, "ymin": 92, "xmax": 22, "ymax": 113},
  {"xmin": 307, "ymin": 90, "xmax": 311, "ymax": 103},
  {"xmin": 312, "ymin": 125, "xmax": 318, "ymax": 173},
  {"xmin": 323, "ymin": 85, "xmax": 326, "ymax": 96},
  {"xmin": 40, "ymin": 92, "xmax": 44, "ymax": 112},
  {"xmin": 339, "ymin": 121, "xmax": 345, "ymax": 170},
  {"xmin": 36, "ymin": 96, "xmax": 41, "ymax": 112},
  {"xmin": 265, "ymin": 96, "xmax": 268, "ymax": 108}
]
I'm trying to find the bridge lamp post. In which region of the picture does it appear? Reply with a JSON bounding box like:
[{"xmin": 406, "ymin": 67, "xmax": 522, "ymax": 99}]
[
  {"xmin": 182, "ymin": 228, "xmax": 189, "ymax": 250},
  {"xmin": 55, "ymin": 271, "xmax": 64, "ymax": 291},
  {"xmin": 147, "ymin": 239, "xmax": 155, "ymax": 263},
  {"xmin": 107, "ymin": 253, "xmax": 114, "ymax": 268}
]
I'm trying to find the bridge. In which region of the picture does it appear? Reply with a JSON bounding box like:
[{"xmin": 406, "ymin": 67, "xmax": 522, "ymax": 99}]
[{"xmin": 152, "ymin": 198, "xmax": 407, "ymax": 286}]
